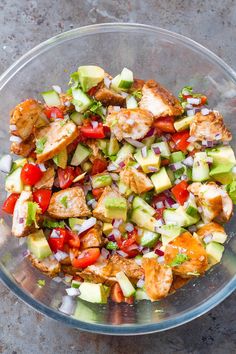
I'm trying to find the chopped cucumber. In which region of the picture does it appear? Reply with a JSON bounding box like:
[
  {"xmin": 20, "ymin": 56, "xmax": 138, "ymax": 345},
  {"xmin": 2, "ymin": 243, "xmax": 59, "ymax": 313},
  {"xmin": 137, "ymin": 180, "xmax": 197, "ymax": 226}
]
[
  {"xmin": 143, "ymin": 251, "xmax": 158, "ymax": 259},
  {"xmin": 115, "ymin": 143, "xmax": 135, "ymax": 165},
  {"xmin": 131, "ymin": 208, "xmax": 158, "ymax": 232},
  {"xmin": 108, "ymin": 136, "xmax": 120, "ymax": 156},
  {"xmin": 117, "ymin": 180, "xmax": 132, "ymax": 197},
  {"xmin": 72, "ymin": 88, "xmax": 92, "ymax": 113},
  {"xmin": 53, "ymin": 149, "xmax": 68, "ymax": 169},
  {"xmin": 97, "ymin": 139, "xmax": 109, "ymax": 155},
  {"xmin": 27, "ymin": 230, "xmax": 52, "ymax": 260},
  {"xmin": 170, "ymin": 151, "xmax": 185, "ymax": 163},
  {"xmin": 79, "ymin": 282, "xmax": 108, "ymax": 303},
  {"xmin": 71, "ymin": 143, "xmax": 90, "ymax": 166},
  {"xmin": 135, "ymin": 289, "xmax": 150, "ymax": 301},
  {"xmin": 159, "ymin": 224, "xmax": 185, "ymax": 247},
  {"xmin": 116, "ymin": 271, "xmax": 136, "ymax": 297},
  {"xmin": 91, "ymin": 173, "xmax": 112, "ymax": 189},
  {"xmin": 163, "ymin": 206, "xmax": 200, "ymax": 227},
  {"xmin": 73, "ymin": 300, "xmax": 97, "ymax": 321},
  {"xmin": 139, "ymin": 229, "xmax": 159, "ymax": 247},
  {"xmin": 151, "ymin": 167, "xmax": 172, "ymax": 194},
  {"xmin": 132, "ymin": 196, "xmax": 155, "ymax": 216},
  {"xmin": 78, "ymin": 65, "xmax": 105, "ymax": 92},
  {"xmin": 174, "ymin": 116, "xmax": 194, "ymax": 131},
  {"xmin": 71, "ymin": 280, "xmax": 82, "ymax": 288},
  {"xmin": 111, "ymin": 74, "xmax": 122, "ymax": 92},
  {"xmin": 192, "ymin": 152, "xmax": 209, "ymax": 182},
  {"xmin": 70, "ymin": 112, "xmax": 84, "ymax": 125},
  {"xmin": 41, "ymin": 90, "xmax": 61, "ymax": 107},
  {"xmin": 5, "ymin": 167, "xmax": 24, "ymax": 193},
  {"xmin": 126, "ymin": 95, "xmax": 138, "ymax": 108},
  {"xmin": 142, "ymin": 136, "xmax": 156, "ymax": 148},
  {"xmin": 152, "ymin": 142, "xmax": 171, "ymax": 158},
  {"xmin": 119, "ymin": 68, "xmax": 134, "ymax": 89}
]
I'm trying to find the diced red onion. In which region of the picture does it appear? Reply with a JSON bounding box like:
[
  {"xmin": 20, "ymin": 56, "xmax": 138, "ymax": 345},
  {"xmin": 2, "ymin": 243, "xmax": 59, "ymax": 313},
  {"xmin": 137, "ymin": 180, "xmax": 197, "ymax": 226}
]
[
  {"xmin": 204, "ymin": 234, "xmax": 213, "ymax": 244},
  {"xmin": 23, "ymin": 249, "xmax": 30, "ymax": 258},
  {"xmin": 87, "ymin": 198, "xmax": 96, "ymax": 206},
  {"xmin": 165, "ymin": 196, "xmax": 176, "ymax": 206},
  {"xmin": 171, "ymin": 203, "xmax": 180, "ymax": 209},
  {"xmin": 187, "ymin": 97, "xmax": 201, "ymax": 105},
  {"xmin": 104, "ymin": 76, "xmax": 111, "ymax": 88},
  {"xmin": 148, "ymin": 166, "xmax": 158, "ymax": 172},
  {"xmin": 113, "ymin": 228, "xmax": 121, "ymax": 238},
  {"xmin": 50, "ymin": 111, "xmax": 57, "ymax": 119},
  {"xmin": 38, "ymin": 163, "xmax": 46, "ymax": 172},
  {"xmin": 137, "ymin": 228, "xmax": 143, "ymax": 236},
  {"xmin": 155, "ymin": 219, "xmax": 164, "ymax": 228},
  {"xmin": 137, "ymin": 279, "xmax": 145, "ymax": 288},
  {"xmin": 113, "ymin": 106, "xmax": 121, "ymax": 112},
  {"xmin": 101, "ymin": 247, "xmax": 110, "ymax": 259},
  {"xmin": 185, "ymin": 103, "xmax": 193, "ymax": 109},
  {"xmin": 78, "ymin": 217, "xmax": 96, "ymax": 234},
  {"xmin": 169, "ymin": 162, "xmax": 183, "ymax": 171},
  {"xmin": 59, "ymin": 296, "xmax": 75, "ymax": 315},
  {"xmin": 188, "ymin": 225, "xmax": 197, "ymax": 233},
  {"xmin": 197, "ymin": 206, "xmax": 203, "ymax": 213},
  {"xmin": 183, "ymin": 156, "xmax": 194, "ymax": 166},
  {"xmin": 181, "ymin": 175, "xmax": 188, "ymax": 181},
  {"xmin": 187, "ymin": 109, "xmax": 195, "ymax": 117},
  {"xmin": 141, "ymin": 146, "xmax": 147, "ymax": 158},
  {"xmin": 112, "ymin": 219, "xmax": 123, "ymax": 228},
  {"xmin": 194, "ymin": 108, "xmax": 201, "ymax": 113},
  {"xmin": 118, "ymin": 161, "xmax": 125, "ymax": 168},
  {"xmin": 137, "ymin": 245, "xmax": 144, "ymax": 251},
  {"xmin": 201, "ymin": 108, "xmax": 210, "ymax": 115},
  {"xmin": 91, "ymin": 121, "xmax": 99, "ymax": 129},
  {"xmin": 133, "ymin": 163, "xmax": 140, "ymax": 169},
  {"xmin": 215, "ymin": 133, "xmax": 222, "ymax": 140},
  {"xmin": 174, "ymin": 178, "xmax": 181, "ymax": 184},
  {"xmin": 52, "ymin": 85, "xmax": 62, "ymax": 94},
  {"xmin": 117, "ymin": 250, "xmax": 128, "ymax": 258},
  {"xmin": 91, "ymin": 201, "xmax": 98, "ymax": 209},
  {"xmin": 64, "ymin": 101, "xmax": 71, "ymax": 107},
  {"xmin": 53, "ymin": 276, "xmax": 62, "ymax": 283},
  {"xmin": 107, "ymin": 163, "xmax": 118, "ymax": 171},
  {"xmin": 206, "ymin": 157, "xmax": 213, "ymax": 163},
  {"xmin": 156, "ymin": 201, "xmax": 164, "ymax": 209},
  {"xmin": 157, "ymin": 256, "xmax": 165, "ymax": 264},
  {"xmin": 128, "ymin": 194, "xmax": 134, "ymax": 203},
  {"xmin": 10, "ymin": 124, "xmax": 17, "ymax": 131},
  {"xmin": 187, "ymin": 136, "xmax": 197, "ymax": 143},
  {"xmin": 108, "ymin": 234, "xmax": 116, "ymax": 242},
  {"xmin": 155, "ymin": 248, "xmax": 164, "ymax": 256},
  {"xmin": 9, "ymin": 135, "xmax": 22, "ymax": 143},
  {"xmin": 125, "ymin": 222, "xmax": 134, "ymax": 232},
  {"xmin": 110, "ymin": 173, "xmax": 119, "ymax": 181},
  {"xmin": 50, "ymin": 229, "xmax": 61, "ymax": 238},
  {"xmin": 135, "ymin": 257, "xmax": 142, "ymax": 266},
  {"xmin": 142, "ymin": 248, "xmax": 150, "ymax": 255},
  {"xmin": 125, "ymin": 138, "xmax": 144, "ymax": 148},
  {"xmin": 19, "ymin": 217, "xmax": 24, "ymax": 224},
  {"xmin": 145, "ymin": 128, "xmax": 155, "ymax": 138},
  {"xmin": 54, "ymin": 250, "xmax": 69, "ymax": 262},
  {"xmin": 152, "ymin": 146, "xmax": 161, "ymax": 155},
  {"xmin": 66, "ymin": 287, "xmax": 81, "ymax": 297}
]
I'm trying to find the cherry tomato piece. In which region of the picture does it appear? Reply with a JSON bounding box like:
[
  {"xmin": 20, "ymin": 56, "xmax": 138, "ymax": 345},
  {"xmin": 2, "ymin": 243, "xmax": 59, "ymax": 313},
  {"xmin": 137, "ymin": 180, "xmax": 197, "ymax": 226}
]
[
  {"xmin": 91, "ymin": 158, "xmax": 108, "ymax": 176},
  {"xmin": 33, "ymin": 189, "xmax": 52, "ymax": 213},
  {"xmin": 153, "ymin": 116, "xmax": 176, "ymax": 133},
  {"xmin": 67, "ymin": 230, "xmax": 81, "ymax": 248},
  {"xmin": 21, "ymin": 163, "xmax": 43, "ymax": 186},
  {"xmin": 80, "ymin": 123, "xmax": 105, "ymax": 139},
  {"xmin": 92, "ymin": 188, "xmax": 104, "ymax": 200},
  {"xmin": 171, "ymin": 130, "xmax": 190, "ymax": 152},
  {"xmin": 57, "ymin": 166, "xmax": 75, "ymax": 189},
  {"xmin": 171, "ymin": 180, "xmax": 189, "ymax": 205},
  {"xmin": 2, "ymin": 193, "xmax": 20, "ymax": 214},
  {"xmin": 48, "ymin": 228, "xmax": 68, "ymax": 253},
  {"xmin": 44, "ymin": 106, "xmax": 64, "ymax": 119},
  {"xmin": 72, "ymin": 248, "xmax": 100, "ymax": 268}
]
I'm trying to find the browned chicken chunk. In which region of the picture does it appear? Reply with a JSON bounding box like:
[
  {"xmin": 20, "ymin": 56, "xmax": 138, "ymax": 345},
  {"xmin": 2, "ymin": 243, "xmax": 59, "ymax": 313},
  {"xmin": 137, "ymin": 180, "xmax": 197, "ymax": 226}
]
[
  {"xmin": 95, "ymin": 87, "xmax": 125, "ymax": 107},
  {"xmin": 93, "ymin": 186, "xmax": 123, "ymax": 222},
  {"xmin": 190, "ymin": 111, "xmax": 232, "ymax": 142},
  {"xmin": 196, "ymin": 222, "xmax": 227, "ymax": 241},
  {"xmin": 33, "ymin": 167, "xmax": 55, "ymax": 190},
  {"xmin": 48, "ymin": 187, "xmax": 91, "ymax": 219},
  {"xmin": 28, "ymin": 254, "xmax": 61, "ymax": 277},
  {"xmin": 120, "ymin": 167, "xmax": 153, "ymax": 194},
  {"xmin": 142, "ymin": 258, "xmax": 173, "ymax": 301},
  {"xmin": 11, "ymin": 134, "xmax": 35, "ymax": 157},
  {"xmin": 80, "ymin": 226, "xmax": 104, "ymax": 249},
  {"xmin": 139, "ymin": 80, "xmax": 183, "ymax": 118}
]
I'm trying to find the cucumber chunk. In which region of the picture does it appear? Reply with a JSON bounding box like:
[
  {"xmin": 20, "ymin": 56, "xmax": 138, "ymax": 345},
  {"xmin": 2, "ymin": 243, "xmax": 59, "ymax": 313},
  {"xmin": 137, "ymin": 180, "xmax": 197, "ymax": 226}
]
[
  {"xmin": 70, "ymin": 112, "xmax": 84, "ymax": 125},
  {"xmin": 71, "ymin": 143, "xmax": 90, "ymax": 166},
  {"xmin": 132, "ymin": 196, "xmax": 155, "ymax": 216},
  {"xmin": 53, "ymin": 149, "xmax": 68, "ymax": 169},
  {"xmin": 192, "ymin": 152, "xmax": 209, "ymax": 182},
  {"xmin": 116, "ymin": 271, "xmax": 136, "ymax": 297},
  {"xmin": 41, "ymin": 90, "xmax": 61, "ymax": 107},
  {"xmin": 126, "ymin": 95, "xmax": 138, "ymax": 108},
  {"xmin": 5, "ymin": 167, "xmax": 24, "ymax": 193},
  {"xmin": 72, "ymin": 88, "xmax": 92, "ymax": 113}
]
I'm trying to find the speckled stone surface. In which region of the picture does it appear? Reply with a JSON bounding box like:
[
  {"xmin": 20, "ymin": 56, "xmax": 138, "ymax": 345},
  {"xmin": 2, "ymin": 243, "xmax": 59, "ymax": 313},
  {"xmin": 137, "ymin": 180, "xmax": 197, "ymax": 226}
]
[{"xmin": 0, "ymin": 1, "xmax": 236, "ymax": 353}]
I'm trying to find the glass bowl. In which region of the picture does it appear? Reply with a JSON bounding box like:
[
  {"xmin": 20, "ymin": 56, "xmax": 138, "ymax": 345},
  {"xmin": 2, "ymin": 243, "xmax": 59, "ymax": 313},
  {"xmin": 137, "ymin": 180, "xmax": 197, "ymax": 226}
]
[{"xmin": 0, "ymin": 23, "xmax": 236, "ymax": 335}]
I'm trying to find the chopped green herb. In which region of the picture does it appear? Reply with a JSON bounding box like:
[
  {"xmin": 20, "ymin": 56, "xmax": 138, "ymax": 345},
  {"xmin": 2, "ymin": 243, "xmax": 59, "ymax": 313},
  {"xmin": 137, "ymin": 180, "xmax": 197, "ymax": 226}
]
[
  {"xmin": 60, "ymin": 196, "xmax": 68, "ymax": 208},
  {"xmin": 106, "ymin": 241, "xmax": 118, "ymax": 250},
  {"xmin": 178, "ymin": 86, "xmax": 193, "ymax": 100},
  {"xmin": 43, "ymin": 219, "xmax": 65, "ymax": 229},
  {"xmin": 26, "ymin": 202, "xmax": 39, "ymax": 227},
  {"xmin": 170, "ymin": 253, "xmax": 189, "ymax": 267},
  {"xmin": 132, "ymin": 90, "xmax": 142, "ymax": 100},
  {"xmin": 35, "ymin": 137, "xmax": 47, "ymax": 154},
  {"xmin": 89, "ymin": 100, "xmax": 105, "ymax": 119},
  {"xmin": 37, "ymin": 279, "xmax": 45, "ymax": 288}
]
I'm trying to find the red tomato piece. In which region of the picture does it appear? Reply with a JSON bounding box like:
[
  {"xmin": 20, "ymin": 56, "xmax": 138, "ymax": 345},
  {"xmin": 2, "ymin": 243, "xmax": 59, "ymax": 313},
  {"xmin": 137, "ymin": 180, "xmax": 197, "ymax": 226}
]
[
  {"xmin": 87, "ymin": 86, "xmax": 98, "ymax": 96},
  {"xmin": 171, "ymin": 180, "xmax": 189, "ymax": 205},
  {"xmin": 91, "ymin": 158, "xmax": 108, "ymax": 176},
  {"xmin": 48, "ymin": 228, "xmax": 68, "ymax": 253},
  {"xmin": 21, "ymin": 163, "xmax": 43, "ymax": 186},
  {"xmin": 161, "ymin": 158, "xmax": 170, "ymax": 166},
  {"xmin": 67, "ymin": 230, "xmax": 81, "ymax": 249},
  {"xmin": 92, "ymin": 188, "xmax": 104, "ymax": 200},
  {"xmin": 72, "ymin": 248, "xmax": 100, "ymax": 268},
  {"xmin": 2, "ymin": 193, "xmax": 20, "ymax": 214},
  {"xmin": 155, "ymin": 207, "xmax": 165, "ymax": 220},
  {"xmin": 80, "ymin": 123, "xmax": 105, "ymax": 139},
  {"xmin": 153, "ymin": 116, "xmax": 176, "ymax": 133},
  {"xmin": 151, "ymin": 193, "xmax": 167, "ymax": 208},
  {"xmin": 200, "ymin": 95, "xmax": 207, "ymax": 105},
  {"xmin": 171, "ymin": 130, "xmax": 190, "ymax": 152},
  {"xmin": 57, "ymin": 166, "xmax": 75, "ymax": 189},
  {"xmin": 44, "ymin": 106, "xmax": 64, "ymax": 119},
  {"xmin": 33, "ymin": 189, "xmax": 52, "ymax": 213},
  {"xmin": 118, "ymin": 229, "xmax": 139, "ymax": 258},
  {"xmin": 111, "ymin": 283, "xmax": 125, "ymax": 303}
]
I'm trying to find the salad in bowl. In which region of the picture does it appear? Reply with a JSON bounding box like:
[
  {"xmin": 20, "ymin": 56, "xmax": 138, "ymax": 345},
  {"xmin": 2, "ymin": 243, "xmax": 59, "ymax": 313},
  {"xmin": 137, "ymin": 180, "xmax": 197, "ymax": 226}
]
[{"xmin": 1, "ymin": 65, "xmax": 235, "ymax": 310}]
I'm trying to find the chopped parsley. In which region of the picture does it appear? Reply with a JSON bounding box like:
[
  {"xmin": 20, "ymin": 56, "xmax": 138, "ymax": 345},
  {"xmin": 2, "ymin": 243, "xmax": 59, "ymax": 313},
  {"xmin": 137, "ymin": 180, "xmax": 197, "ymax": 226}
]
[
  {"xmin": 106, "ymin": 241, "xmax": 118, "ymax": 250},
  {"xmin": 26, "ymin": 202, "xmax": 39, "ymax": 227},
  {"xmin": 60, "ymin": 196, "xmax": 68, "ymax": 208},
  {"xmin": 37, "ymin": 279, "xmax": 45, "ymax": 288},
  {"xmin": 35, "ymin": 137, "xmax": 47, "ymax": 154},
  {"xmin": 178, "ymin": 86, "xmax": 193, "ymax": 100},
  {"xmin": 132, "ymin": 90, "xmax": 142, "ymax": 100},
  {"xmin": 83, "ymin": 100, "xmax": 105, "ymax": 119},
  {"xmin": 170, "ymin": 254, "xmax": 189, "ymax": 267},
  {"xmin": 43, "ymin": 219, "xmax": 65, "ymax": 229}
]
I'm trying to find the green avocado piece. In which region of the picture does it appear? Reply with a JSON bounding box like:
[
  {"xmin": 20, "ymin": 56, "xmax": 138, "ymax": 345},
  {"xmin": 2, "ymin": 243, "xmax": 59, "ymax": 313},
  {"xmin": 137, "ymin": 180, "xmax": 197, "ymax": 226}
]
[
  {"xmin": 27, "ymin": 230, "xmax": 52, "ymax": 260},
  {"xmin": 104, "ymin": 197, "xmax": 127, "ymax": 221},
  {"xmin": 78, "ymin": 65, "xmax": 105, "ymax": 92},
  {"xmin": 134, "ymin": 149, "xmax": 161, "ymax": 173},
  {"xmin": 151, "ymin": 167, "xmax": 172, "ymax": 194},
  {"xmin": 53, "ymin": 149, "xmax": 68, "ymax": 169},
  {"xmin": 79, "ymin": 282, "xmax": 108, "ymax": 303},
  {"xmin": 91, "ymin": 173, "xmax": 112, "ymax": 189},
  {"xmin": 68, "ymin": 218, "xmax": 84, "ymax": 231},
  {"xmin": 170, "ymin": 151, "xmax": 186, "ymax": 163},
  {"xmin": 209, "ymin": 162, "xmax": 234, "ymax": 184},
  {"xmin": 206, "ymin": 241, "xmax": 224, "ymax": 266},
  {"xmin": 207, "ymin": 146, "xmax": 236, "ymax": 165}
]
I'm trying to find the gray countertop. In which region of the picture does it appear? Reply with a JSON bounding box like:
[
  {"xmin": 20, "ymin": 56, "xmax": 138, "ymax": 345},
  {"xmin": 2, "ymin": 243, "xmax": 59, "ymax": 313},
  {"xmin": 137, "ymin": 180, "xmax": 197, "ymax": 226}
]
[{"xmin": 0, "ymin": 1, "xmax": 236, "ymax": 353}]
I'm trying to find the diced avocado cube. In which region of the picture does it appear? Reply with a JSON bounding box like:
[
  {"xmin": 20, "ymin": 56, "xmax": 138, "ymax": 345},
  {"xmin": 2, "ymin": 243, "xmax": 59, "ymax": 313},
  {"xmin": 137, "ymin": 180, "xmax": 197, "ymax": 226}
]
[
  {"xmin": 71, "ymin": 143, "xmax": 90, "ymax": 166},
  {"xmin": 209, "ymin": 163, "xmax": 234, "ymax": 184},
  {"xmin": 152, "ymin": 142, "xmax": 171, "ymax": 158},
  {"xmin": 108, "ymin": 136, "xmax": 120, "ymax": 156},
  {"xmin": 79, "ymin": 282, "xmax": 108, "ymax": 303},
  {"xmin": 104, "ymin": 197, "xmax": 127, "ymax": 221},
  {"xmin": 211, "ymin": 231, "xmax": 227, "ymax": 244},
  {"xmin": 170, "ymin": 151, "xmax": 186, "ymax": 163},
  {"xmin": 5, "ymin": 167, "xmax": 24, "ymax": 194},
  {"xmin": 174, "ymin": 116, "xmax": 194, "ymax": 132},
  {"xmin": 116, "ymin": 271, "xmax": 136, "ymax": 297},
  {"xmin": 206, "ymin": 241, "xmax": 224, "ymax": 266},
  {"xmin": 163, "ymin": 206, "xmax": 200, "ymax": 228},
  {"xmin": 151, "ymin": 167, "xmax": 172, "ymax": 194},
  {"xmin": 192, "ymin": 152, "xmax": 209, "ymax": 182},
  {"xmin": 132, "ymin": 196, "xmax": 155, "ymax": 216},
  {"xmin": 27, "ymin": 230, "xmax": 52, "ymax": 260},
  {"xmin": 138, "ymin": 229, "xmax": 160, "ymax": 247},
  {"xmin": 73, "ymin": 300, "xmax": 97, "ymax": 321},
  {"xmin": 53, "ymin": 149, "xmax": 68, "ymax": 169},
  {"xmin": 91, "ymin": 173, "xmax": 112, "ymax": 189},
  {"xmin": 78, "ymin": 65, "xmax": 105, "ymax": 92},
  {"xmin": 134, "ymin": 149, "xmax": 161, "ymax": 173},
  {"xmin": 41, "ymin": 90, "xmax": 61, "ymax": 107},
  {"xmin": 135, "ymin": 289, "xmax": 150, "ymax": 300},
  {"xmin": 102, "ymin": 223, "xmax": 113, "ymax": 236},
  {"xmin": 117, "ymin": 180, "xmax": 132, "ymax": 197},
  {"xmin": 207, "ymin": 145, "xmax": 236, "ymax": 166},
  {"xmin": 68, "ymin": 218, "xmax": 84, "ymax": 231},
  {"xmin": 131, "ymin": 208, "xmax": 158, "ymax": 232},
  {"xmin": 115, "ymin": 143, "xmax": 135, "ymax": 165}
]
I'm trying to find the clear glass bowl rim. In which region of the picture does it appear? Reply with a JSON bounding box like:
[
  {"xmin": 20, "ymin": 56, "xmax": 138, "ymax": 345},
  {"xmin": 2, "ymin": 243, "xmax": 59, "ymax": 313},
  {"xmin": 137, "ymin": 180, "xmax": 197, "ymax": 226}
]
[{"xmin": 0, "ymin": 23, "xmax": 235, "ymax": 335}]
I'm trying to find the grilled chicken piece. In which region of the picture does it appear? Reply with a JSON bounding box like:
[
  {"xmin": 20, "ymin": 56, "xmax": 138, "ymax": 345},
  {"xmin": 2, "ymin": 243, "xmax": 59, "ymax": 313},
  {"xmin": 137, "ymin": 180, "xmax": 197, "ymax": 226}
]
[
  {"xmin": 188, "ymin": 182, "xmax": 233, "ymax": 223},
  {"xmin": 106, "ymin": 108, "xmax": 153, "ymax": 141},
  {"xmin": 190, "ymin": 111, "xmax": 232, "ymax": 142},
  {"xmin": 34, "ymin": 167, "xmax": 55, "ymax": 190},
  {"xmin": 48, "ymin": 187, "xmax": 90, "ymax": 219},
  {"xmin": 28, "ymin": 254, "xmax": 61, "ymax": 277},
  {"xmin": 196, "ymin": 222, "xmax": 227, "ymax": 240},
  {"xmin": 142, "ymin": 258, "xmax": 173, "ymax": 301},
  {"xmin": 93, "ymin": 186, "xmax": 122, "ymax": 222},
  {"xmin": 35, "ymin": 120, "xmax": 78, "ymax": 163},
  {"xmin": 164, "ymin": 232, "xmax": 208, "ymax": 277},
  {"xmin": 11, "ymin": 134, "xmax": 35, "ymax": 157},
  {"xmin": 120, "ymin": 167, "xmax": 153, "ymax": 194},
  {"xmin": 12, "ymin": 191, "xmax": 39, "ymax": 237},
  {"xmin": 10, "ymin": 99, "xmax": 46, "ymax": 141},
  {"xmin": 59, "ymin": 93, "xmax": 74, "ymax": 114},
  {"xmin": 130, "ymin": 78, "xmax": 145, "ymax": 94},
  {"xmin": 169, "ymin": 275, "xmax": 191, "ymax": 294},
  {"xmin": 95, "ymin": 87, "xmax": 125, "ymax": 107},
  {"xmin": 109, "ymin": 254, "xmax": 144, "ymax": 282},
  {"xmin": 139, "ymin": 80, "xmax": 183, "ymax": 118},
  {"xmin": 80, "ymin": 226, "xmax": 104, "ymax": 249}
]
